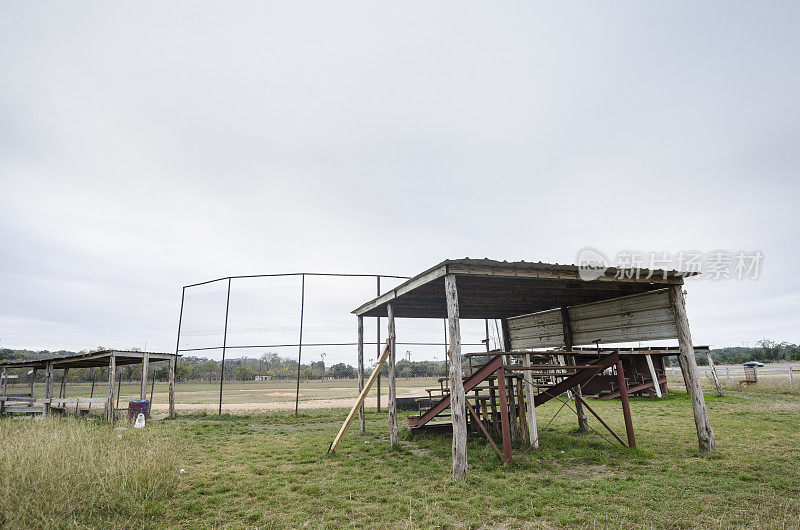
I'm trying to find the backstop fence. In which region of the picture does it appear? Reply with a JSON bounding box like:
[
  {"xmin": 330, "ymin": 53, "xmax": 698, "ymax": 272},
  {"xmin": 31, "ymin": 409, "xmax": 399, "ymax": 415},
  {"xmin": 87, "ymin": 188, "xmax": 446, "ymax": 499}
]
[{"xmin": 175, "ymin": 272, "xmax": 506, "ymax": 413}]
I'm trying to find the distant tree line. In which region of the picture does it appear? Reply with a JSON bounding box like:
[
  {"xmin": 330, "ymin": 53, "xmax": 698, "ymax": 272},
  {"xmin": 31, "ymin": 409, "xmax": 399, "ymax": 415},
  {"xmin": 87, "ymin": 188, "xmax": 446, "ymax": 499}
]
[
  {"xmin": 701, "ymin": 340, "xmax": 800, "ymax": 365},
  {"xmin": 4, "ymin": 338, "xmax": 796, "ymax": 383},
  {"xmin": 0, "ymin": 347, "xmax": 446, "ymax": 382},
  {"xmin": 664, "ymin": 339, "xmax": 800, "ymax": 366}
]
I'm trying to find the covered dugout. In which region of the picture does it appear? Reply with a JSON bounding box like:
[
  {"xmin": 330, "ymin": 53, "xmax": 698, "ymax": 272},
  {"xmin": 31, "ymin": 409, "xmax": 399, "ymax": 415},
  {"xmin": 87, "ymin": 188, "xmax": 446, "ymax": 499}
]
[
  {"xmin": 350, "ymin": 258, "xmax": 714, "ymax": 481},
  {"xmin": 0, "ymin": 350, "xmax": 178, "ymax": 420}
]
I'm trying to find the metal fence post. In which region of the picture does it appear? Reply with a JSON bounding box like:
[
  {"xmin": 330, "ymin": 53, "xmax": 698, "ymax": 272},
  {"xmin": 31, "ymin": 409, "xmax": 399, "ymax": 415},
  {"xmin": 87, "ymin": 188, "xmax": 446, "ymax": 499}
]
[
  {"xmin": 376, "ymin": 275, "xmax": 381, "ymax": 412},
  {"xmin": 172, "ymin": 286, "xmax": 186, "ymax": 415},
  {"xmin": 294, "ymin": 274, "xmax": 305, "ymax": 415},
  {"xmin": 218, "ymin": 278, "xmax": 232, "ymax": 415}
]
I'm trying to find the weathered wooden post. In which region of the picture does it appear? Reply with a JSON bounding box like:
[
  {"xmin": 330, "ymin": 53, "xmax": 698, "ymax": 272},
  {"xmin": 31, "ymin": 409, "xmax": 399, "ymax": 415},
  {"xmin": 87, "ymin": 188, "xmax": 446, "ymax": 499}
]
[
  {"xmin": 561, "ymin": 307, "xmax": 588, "ymax": 431},
  {"xmin": 140, "ymin": 351, "xmax": 150, "ymax": 400},
  {"xmin": 29, "ymin": 368, "xmax": 37, "ymax": 398},
  {"xmin": 168, "ymin": 355, "xmax": 176, "ymax": 418},
  {"xmin": 496, "ymin": 366, "xmax": 513, "ymax": 463},
  {"xmin": 707, "ymin": 353, "xmax": 723, "ymax": 397},
  {"xmin": 520, "ymin": 352, "xmax": 539, "ymax": 448},
  {"xmin": 488, "ymin": 376, "xmax": 499, "ymax": 436},
  {"xmin": 357, "ymin": 315, "xmax": 365, "ymax": 434},
  {"xmin": 668, "ymin": 285, "xmax": 715, "ymax": 452},
  {"xmin": 44, "ymin": 362, "xmax": 53, "ymax": 416},
  {"xmin": 106, "ymin": 354, "xmax": 116, "ymax": 422},
  {"xmin": 59, "ymin": 368, "xmax": 70, "ymax": 400},
  {"xmin": 645, "ymin": 354, "xmax": 663, "ymax": 398},
  {"xmin": 0, "ymin": 367, "xmax": 6, "ymax": 415},
  {"xmin": 387, "ymin": 303, "xmax": 398, "ymax": 446},
  {"xmin": 444, "ymin": 274, "xmax": 468, "ymax": 480}
]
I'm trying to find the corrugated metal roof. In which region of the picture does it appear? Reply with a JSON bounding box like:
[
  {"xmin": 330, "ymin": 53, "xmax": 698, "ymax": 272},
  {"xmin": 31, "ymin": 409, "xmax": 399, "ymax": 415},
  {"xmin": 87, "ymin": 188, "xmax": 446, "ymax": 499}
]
[
  {"xmin": 353, "ymin": 257, "xmax": 695, "ymax": 318},
  {"xmin": 0, "ymin": 350, "xmax": 175, "ymax": 369}
]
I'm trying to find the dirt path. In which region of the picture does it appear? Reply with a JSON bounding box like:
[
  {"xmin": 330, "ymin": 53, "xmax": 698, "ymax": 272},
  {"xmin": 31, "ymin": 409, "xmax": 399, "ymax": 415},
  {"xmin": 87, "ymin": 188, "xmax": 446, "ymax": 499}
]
[{"xmin": 150, "ymin": 395, "xmax": 419, "ymax": 412}]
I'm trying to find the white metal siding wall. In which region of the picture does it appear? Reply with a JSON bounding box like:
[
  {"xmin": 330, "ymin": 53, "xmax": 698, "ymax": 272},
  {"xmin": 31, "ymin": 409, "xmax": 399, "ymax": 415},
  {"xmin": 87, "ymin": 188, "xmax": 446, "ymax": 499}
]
[
  {"xmin": 506, "ymin": 308, "xmax": 563, "ymax": 349},
  {"xmin": 506, "ymin": 289, "xmax": 678, "ymax": 349}
]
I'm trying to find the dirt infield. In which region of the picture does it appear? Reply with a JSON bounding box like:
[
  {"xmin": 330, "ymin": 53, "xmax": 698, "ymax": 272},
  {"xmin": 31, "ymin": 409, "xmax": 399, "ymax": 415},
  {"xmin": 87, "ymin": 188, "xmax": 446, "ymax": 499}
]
[
  {"xmin": 147, "ymin": 379, "xmax": 435, "ymax": 412},
  {"xmin": 151, "ymin": 395, "xmax": 396, "ymax": 412}
]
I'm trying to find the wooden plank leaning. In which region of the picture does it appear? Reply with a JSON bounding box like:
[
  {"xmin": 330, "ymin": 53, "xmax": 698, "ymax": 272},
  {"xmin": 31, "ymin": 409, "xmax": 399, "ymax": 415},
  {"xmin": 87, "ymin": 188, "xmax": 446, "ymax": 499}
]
[{"xmin": 328, "ymin": 339, "xmax": 391, "ymax": 454}]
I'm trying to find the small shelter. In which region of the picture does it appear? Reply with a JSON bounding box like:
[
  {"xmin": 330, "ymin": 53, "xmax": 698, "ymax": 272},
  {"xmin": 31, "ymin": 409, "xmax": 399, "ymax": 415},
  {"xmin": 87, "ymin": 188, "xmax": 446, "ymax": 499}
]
[
  {"xmin": 0, "ymin": 350, "xmax": 178, "ymax": 420},
  {"xmin": 348, "ymin": 258, "xmax": 714, "ymax": 480}
]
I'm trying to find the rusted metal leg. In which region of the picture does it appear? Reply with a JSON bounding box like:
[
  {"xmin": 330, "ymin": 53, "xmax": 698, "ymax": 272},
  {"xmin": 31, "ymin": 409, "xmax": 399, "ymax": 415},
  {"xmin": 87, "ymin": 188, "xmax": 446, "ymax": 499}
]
[
  {"xmin": 496, "ymin": 367, "xmax": 513, "ymax": 463},
  {"xmin": 616, "ymin": 360, "xmax": 636, "ymax": 449},
  {"xmin": 574, "ymin": 394, "xmax": 627, "ymax": 447}
]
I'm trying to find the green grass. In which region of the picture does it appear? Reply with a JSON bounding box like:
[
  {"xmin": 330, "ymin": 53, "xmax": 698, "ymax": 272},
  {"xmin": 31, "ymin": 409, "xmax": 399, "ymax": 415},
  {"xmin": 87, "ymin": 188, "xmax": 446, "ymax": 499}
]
[
  {"xmin": 0, "ymin": 416, "xmax": 178, "ymax": 528},
  {"xmin": 3, "ymin": 386, "xmax": 800, "ymax": 528}
]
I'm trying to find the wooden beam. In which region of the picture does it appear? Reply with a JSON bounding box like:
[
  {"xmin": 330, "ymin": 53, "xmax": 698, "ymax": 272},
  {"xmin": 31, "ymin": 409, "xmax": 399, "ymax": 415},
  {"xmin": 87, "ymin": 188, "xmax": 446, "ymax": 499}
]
[
  {"xmin": 50, "ymin": 397, "xmax": 109, "ymax": 404},
  {"xmin": 140, "ymin": 351, "xmax": 150, "ymax": 400},
  {"xmin": 562, "ymin": 306, "xmax": 588, "ymax": 432},
  {"xmin": 29, "ymin": 368, "xmax": 37, "ymax": 398},
  {"xmin": 445, "ymin": 274, "xmax": 468, "ymax": 480},
  {"xmin": 357, "ymin": 315, "xmax": 365, "ymax": 434},
  {"xmin": 600, "ymin": 377, "xmax": 667, "ymax": 400},
  {"xmin": 521, "ymin": 352, "xmax": 539, "ymax": 448},
  {"xmin": 387, "ymin": 303, "xmax": 398, "ymax": 447},
  {"xmin": 500, "ymin": 318, "xmax": 520, "ymax": 442},
  {"xmin": 329, "ymin": 341, "xmax": 391, "ymax": 454},
  {"xmin": 106, "ymin": 355, "xmax": 116, "ymax": 422},
  {"xmin": 465, "ymin": 399, "xmax": 503, "ymax": 461},
  {"xmin": 352, "ymin": 265, "xmax": 447, "ymax": 316},
  {"xmin": 707, "ymin": 353, "xmax": 723, "ymax": 397},
  {"xmin": 645, "ymin": 354, "xmax": 663, "ymax": 398},
  {"xmin": 0, "ymin": 368, "xmax": 5, "ymax": 414},
  {"xmin": 444, "ymin": 261, "xmax": 685, "ymax": 285},
  {"xmin": 168, "ymin": 355, "xmax": 176, "ymax": 418},
  {"xmin": 59, "ymin": 368, "xmax": 70, "ymax": 400},
  {"xmin": 496, "ymin": 366, "xmax": 513, "ymax": 463},
  {"xmin": 668, "ymin": 285, "xmax": 715, "ymax": 452},
  {"xmin": 44, "ymin": 362, "xmax": 53, "ymax": 417}
]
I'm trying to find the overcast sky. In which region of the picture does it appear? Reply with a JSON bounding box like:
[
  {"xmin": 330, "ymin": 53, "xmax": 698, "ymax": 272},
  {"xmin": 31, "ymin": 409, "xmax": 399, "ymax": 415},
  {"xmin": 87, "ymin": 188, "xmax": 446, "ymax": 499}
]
[{"xmin": 1, "ymin": 2, "xmax": 799, "ymax": 363}]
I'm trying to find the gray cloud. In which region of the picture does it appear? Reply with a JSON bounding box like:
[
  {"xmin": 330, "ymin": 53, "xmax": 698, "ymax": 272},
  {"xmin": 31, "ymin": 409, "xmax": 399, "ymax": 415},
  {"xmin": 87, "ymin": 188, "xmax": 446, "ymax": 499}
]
[{"xmin": 1, "ymin": 1, "xmax": 799, "ymax": 362}]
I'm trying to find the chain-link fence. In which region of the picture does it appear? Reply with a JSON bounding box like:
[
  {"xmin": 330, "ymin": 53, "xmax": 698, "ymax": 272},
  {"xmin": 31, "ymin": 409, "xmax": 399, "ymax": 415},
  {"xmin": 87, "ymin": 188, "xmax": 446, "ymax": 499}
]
[
  {"xmin": 667, "ymin": 364, "xmax": 800, "ymax": 391},
  {"xmin": 175, "ymin": 273, "xmax": 506, "ymax": 413}
]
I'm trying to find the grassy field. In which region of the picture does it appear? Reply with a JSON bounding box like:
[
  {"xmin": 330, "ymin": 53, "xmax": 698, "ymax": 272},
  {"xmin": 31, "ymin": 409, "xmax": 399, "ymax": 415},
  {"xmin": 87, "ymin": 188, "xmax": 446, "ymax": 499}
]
[
  {"xmin": 39, "ymin": 366, "xmax": 800, "ymax": 413},
  {"xmin": 3, "ymin": 384, "xmax": 800, "ymax": 528}
]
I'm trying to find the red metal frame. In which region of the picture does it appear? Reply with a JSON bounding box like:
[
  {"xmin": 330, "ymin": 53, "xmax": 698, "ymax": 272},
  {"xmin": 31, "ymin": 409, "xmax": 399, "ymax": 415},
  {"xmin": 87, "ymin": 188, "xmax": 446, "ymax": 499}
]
[
  {"xmin": 407, "ymin": 349, "xmax": 638, "ymax": 464},
  {"xmin": 408, "ymin": 354, "xmax": 504, "ymax": 428},
  {"xmin": 615, "ymin": 359, "xmax": 636, "ymax": 448}
]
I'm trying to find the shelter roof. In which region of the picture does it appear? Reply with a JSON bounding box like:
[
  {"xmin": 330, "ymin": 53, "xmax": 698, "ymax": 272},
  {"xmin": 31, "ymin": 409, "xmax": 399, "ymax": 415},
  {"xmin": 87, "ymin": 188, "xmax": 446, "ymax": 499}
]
[{"xmin": 353, "ymin": 258, "xmax": 694, "ymax": 319}]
